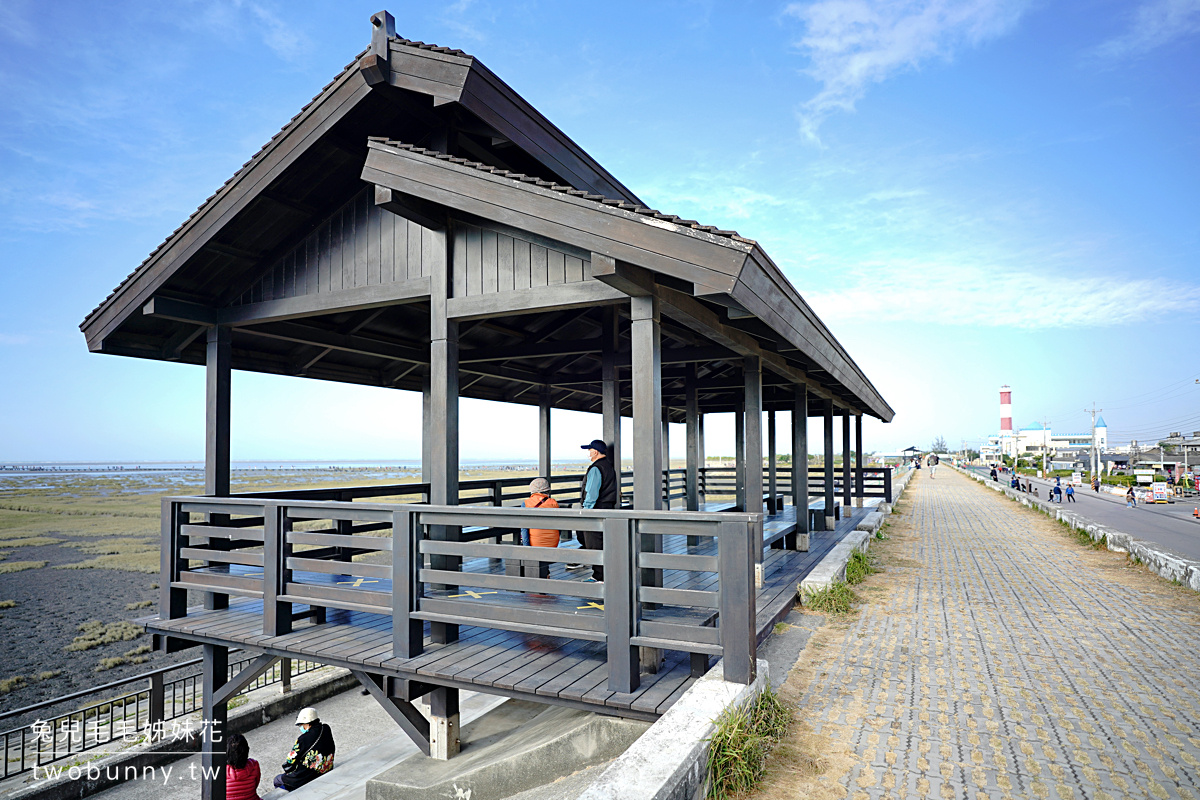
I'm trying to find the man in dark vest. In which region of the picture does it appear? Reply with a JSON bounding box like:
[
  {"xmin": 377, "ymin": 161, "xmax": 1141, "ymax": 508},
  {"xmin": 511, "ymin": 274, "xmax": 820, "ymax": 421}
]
[{"xmin": 567, "ymin": 439, "xmax": 618, "ymax": 582}]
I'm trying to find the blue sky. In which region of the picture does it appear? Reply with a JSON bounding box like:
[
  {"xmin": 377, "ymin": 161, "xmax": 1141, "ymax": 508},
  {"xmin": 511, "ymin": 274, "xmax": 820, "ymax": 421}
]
[{"xmin": 1, "ymin": 0, "xmax": 1198, "ymax": 462}]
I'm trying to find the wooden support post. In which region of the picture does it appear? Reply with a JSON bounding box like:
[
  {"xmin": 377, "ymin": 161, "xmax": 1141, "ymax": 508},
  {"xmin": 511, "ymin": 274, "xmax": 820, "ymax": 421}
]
[
  {"xmin": 148, "ymin": 671, "xmax": 165, "ymax": 728},
  {"xmin": 768, "ymin": 409, "xmax": 778, "ymax": 514},
  {"xmin": 734, "ymin": 402, "xmax": 746, "ymax": 512},
  {"xmin": 200, "ymin": 644, "xmax": 228, "ymax": 800},
  {"xmin": 430, "ymin": 224, "xmax": 459, "ymax": 644},
  {"xmin": 631, "ymin": 296, "xmax": 662, "ymax": 511},
  {"xmin": 429, "ymin": 686, "xmax": 460, "ymax": 760},
  {"xmin": 630, "ymin": 295, "xmax": 662, "ymax": 674},
  {"xmin": 662, "ymin": 409, "xmax": 671, "ymax": 508},
  {"xmin": 601, "ymin": 306, "xmax": 621, "ymax": 486},
  {"xmin": 539, "ymin": 387, "xmax": 552, "ymax": 480},
  {"xmin": 842, "ymin": 412, "xmax": 852, "ymax": 512},
  {"xmin": 824, "ymin": 399, "xmax": 835, "ymax": 531},
  {"xmin": 204, "ymin": 326, "xmax": 231, "ymax": 611},
  {"xmin": 792, "ymin": 387, "xmax": 809, "ymax": 551},
  {"xmin": 855, "ymin": 415, "xmax": 864, "ymax": 508},
  {"xmin": 698, "ymin": 414, "xmax": 706, "ymax": 505},
  {"xmin": 744, "ymin": 357, "xmax": 763, "ymax": 587},
  {"xmin": 685, "ymin": 365, "xmax": 700, "ymax": 546},
  {"xmin": 281, "ymin": 658, "xmax": 292, "ymax": 693},
  {"xmin": 421, "ymin": 371, "xmax": 432, "ymax": 487}
]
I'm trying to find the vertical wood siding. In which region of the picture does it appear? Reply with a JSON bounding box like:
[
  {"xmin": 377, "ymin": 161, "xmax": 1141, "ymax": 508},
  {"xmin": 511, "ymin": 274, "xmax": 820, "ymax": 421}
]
[
  {"xmin": 233, "ymin": 187, "xmax": 438, "ymax": 306},
  {"xmin": 451, "ymin": 222, "xmax": 591, "ymax": 298}
]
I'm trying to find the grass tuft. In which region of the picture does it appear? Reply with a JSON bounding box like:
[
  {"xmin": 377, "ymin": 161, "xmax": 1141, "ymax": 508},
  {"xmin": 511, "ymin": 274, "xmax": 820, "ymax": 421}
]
[
  {"xmin": 706, "ymin": 685, "xmax": 792, "ymax": 799},
  {"xmin": 0, "ymin": 560, "xmax": 48, "ymax": 574},
  {"xmin": 125, "ymin": 600, "xmax": 153, "ymax": 611},
  {"xmin": 65, "ymin": 620, "xmax": 144, "ymax": 652},
  {"xmin": 0, "ymin": 675, "xmax": 27, "ymax": 694},
  {"xmin": 802, "ymin": 580, "xmax": 859, "ymax": 614},
  {"xmin": 0, "ymin": 600, "xmax": 16, "ymax": 609},
  {"xmin": 844, "ymin": 550, "xmax": 878, "ymax": 585}
]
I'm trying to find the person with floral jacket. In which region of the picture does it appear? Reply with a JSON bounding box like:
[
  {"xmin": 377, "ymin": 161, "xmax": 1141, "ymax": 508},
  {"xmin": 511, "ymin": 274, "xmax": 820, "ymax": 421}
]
[{"xmin": 273, "ymin": 708, "xmax": 335, "ymax": 791}]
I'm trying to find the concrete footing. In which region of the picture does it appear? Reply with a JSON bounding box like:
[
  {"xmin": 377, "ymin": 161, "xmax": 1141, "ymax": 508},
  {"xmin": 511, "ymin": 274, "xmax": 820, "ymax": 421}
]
[{"xmin": 365, "ymin": 701, "xmax": 648, "ymax": 800}]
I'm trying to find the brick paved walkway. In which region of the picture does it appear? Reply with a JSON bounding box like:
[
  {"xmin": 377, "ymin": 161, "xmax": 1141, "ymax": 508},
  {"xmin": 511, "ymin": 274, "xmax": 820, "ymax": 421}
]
[{"xmin": 783, "ymin": 467, "xmax": 1200, "ymax": 800}]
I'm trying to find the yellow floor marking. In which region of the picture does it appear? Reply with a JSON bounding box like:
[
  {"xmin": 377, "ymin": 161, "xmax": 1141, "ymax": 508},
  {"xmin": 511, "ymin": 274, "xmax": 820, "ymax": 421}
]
[
  {"xmin": 577, "ymin": 602, "xmax": 604, "ymax": 610},
  {"xmin": 449, "ymin": 590, "xmax": 497, "ymax": 599},
  {"xmin": 336, "ymin": 578, "xmax": 379, "ymax": 587}
]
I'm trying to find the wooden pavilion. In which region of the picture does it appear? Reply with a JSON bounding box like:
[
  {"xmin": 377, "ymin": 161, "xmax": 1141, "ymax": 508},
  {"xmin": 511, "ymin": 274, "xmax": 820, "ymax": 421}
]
[{"xmin": 81, "ymin": 13, "xmax": 893, "ymax": 799}]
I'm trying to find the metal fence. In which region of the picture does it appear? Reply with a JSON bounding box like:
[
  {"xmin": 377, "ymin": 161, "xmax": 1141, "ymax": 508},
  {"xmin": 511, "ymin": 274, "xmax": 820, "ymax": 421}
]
[{"xmin": 0, "ymin": 653, "xmax": 320, "ymax": 778}]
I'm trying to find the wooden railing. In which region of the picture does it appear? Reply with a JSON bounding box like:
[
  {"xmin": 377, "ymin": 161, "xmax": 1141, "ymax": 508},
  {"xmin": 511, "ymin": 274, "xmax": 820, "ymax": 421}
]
[
  {"xmin": 160, "ymin": 498, "xmax": 761, "ymax": 691},
  {"xmin": 697, "ymin": 466, "xmax": 893, "ymax": 504}
]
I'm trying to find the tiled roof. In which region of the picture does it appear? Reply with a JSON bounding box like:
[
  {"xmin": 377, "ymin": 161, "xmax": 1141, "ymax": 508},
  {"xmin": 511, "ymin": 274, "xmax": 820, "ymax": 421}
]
[{"xmin": 369, "ymin": 139, "xmax": 753, "ymax": 244}]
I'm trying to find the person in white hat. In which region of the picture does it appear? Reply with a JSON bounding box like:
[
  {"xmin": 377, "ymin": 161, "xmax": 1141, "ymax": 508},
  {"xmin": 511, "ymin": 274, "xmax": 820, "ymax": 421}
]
[{"xmin": 272, "ymin": 707, "xmax": 336, "ymax": 791}]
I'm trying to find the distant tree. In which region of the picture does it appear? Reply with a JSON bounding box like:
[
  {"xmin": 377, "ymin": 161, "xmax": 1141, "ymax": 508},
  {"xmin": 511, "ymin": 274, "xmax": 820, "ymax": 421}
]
[{"xmin": 931, "ymin": 436, "xmax": 948, "ymax": 453}]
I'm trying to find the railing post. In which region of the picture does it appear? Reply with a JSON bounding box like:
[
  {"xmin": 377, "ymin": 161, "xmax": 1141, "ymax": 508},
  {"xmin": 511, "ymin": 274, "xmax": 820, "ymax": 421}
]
[
  {"xmin": 604, "ymin": 517, "xmax": 639, "ymax": 693},
  {"xmin": 263, "ymin": 503, "xmax": 292, "ymax": 637},
  {"xmin": 148, "ymin": 671, "xmax": 165, "ymax": 729},
  {"xmin": 492, "ymin": 480, "xmax": 504, "ymax": 507},
  {"xmin": 884, "ymin": 468, "xmax": 893, "ymax": 504},
  {"xmin": 160, "ymin": 499, "xmax": 187, "ymax": 621},
  {"xmin": 393, "ymin": 509, "xmax": 423, "ymax": 659},
  {"xmin": 717, "ymin": 519, "xmax": 756, "ymax": 685}
]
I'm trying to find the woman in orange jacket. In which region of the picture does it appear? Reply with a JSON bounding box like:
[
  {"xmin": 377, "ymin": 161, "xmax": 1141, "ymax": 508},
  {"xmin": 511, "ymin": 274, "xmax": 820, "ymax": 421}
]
[{"xmin": 524, "ymin": 478, "xmax": 560, "ymax": 547}]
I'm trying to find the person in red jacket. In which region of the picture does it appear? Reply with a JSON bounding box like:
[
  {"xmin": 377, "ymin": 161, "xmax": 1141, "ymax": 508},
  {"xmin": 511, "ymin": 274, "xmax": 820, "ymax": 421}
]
[{"xmin": 225, "ymin": 733, "xmax": 261, "ymax": 800}]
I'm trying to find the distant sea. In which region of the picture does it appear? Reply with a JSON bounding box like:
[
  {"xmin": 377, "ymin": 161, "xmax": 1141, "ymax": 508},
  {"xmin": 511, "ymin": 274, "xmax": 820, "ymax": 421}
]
[{"xmin": 0, "ymin": 459, "xmax": 539, "ymax": 476}]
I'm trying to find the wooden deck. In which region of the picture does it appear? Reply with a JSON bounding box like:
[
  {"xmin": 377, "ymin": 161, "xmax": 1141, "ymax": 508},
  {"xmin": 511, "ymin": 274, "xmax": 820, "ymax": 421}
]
[{"xmin": 147, "ymin": 506, "xmax": 868, "ymax": 721}]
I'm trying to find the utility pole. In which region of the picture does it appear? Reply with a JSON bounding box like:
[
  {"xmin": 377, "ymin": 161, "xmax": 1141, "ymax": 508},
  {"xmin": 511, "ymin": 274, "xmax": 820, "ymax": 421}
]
[
  {"xmin": 1040, "ymin": 418, "xmax": 1051, "ymax": 478},
  {"xmin": 1085, "ymin": 403, "xmax": 1102, "ymax": 484}
]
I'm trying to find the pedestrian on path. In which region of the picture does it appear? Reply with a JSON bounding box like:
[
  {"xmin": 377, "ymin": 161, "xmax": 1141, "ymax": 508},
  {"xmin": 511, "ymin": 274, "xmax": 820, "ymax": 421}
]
[
  {"xmin": 990, "ymin": 466, "xmax": 998, "ymax": 482},
  {"xmin": 1092, "ymin": 475, "xmax": 1100, "ymax": 493},
  {"xmin": 1127, "ymin": 486, "xmax": 1137, "ymax": 508},
  {"xmin": 1065, "ymin": 484, "xmax": 1076, "ymax": 502},
  {"xmin": 1054, "ymin": 483, "xmax": 1062, "ymax": 503},
  {"xmin": 929, "ymin": 453, "xmax": 939, "ymax": 478}
]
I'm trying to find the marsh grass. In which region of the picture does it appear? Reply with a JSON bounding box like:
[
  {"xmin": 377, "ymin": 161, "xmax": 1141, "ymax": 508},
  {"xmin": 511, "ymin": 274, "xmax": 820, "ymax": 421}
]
[
  {"xmin": 706, "ymin": 686, "xmax": 792, "ymax": 800},
  {"xmin": 0, "ymin": 560, "xmax": 48, "ymax": 574},
  {"xmin": 125, "ymin": 600, "xmax": 153, "ymax": 611},
  {"xmin": 96, "ymin": 644, "xmax": 153, "ymax": 672},
  {"xmin": 65, "ymin": 620, "xmax": 144, "ymax": 652},
  {"xmin": 0, "ymin": 600, "xmax": 16, "ymax": 609}
]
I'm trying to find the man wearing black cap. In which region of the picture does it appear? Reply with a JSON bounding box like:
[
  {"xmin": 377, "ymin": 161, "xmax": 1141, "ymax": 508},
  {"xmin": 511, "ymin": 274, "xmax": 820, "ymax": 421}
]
[{"xmin": 568, "ymin": 439, "xmax": 618, "ymax": 581}]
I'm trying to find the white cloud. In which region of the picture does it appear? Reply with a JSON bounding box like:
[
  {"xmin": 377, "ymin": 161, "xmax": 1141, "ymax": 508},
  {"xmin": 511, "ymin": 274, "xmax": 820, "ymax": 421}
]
[
  {"xmin": 0, "ymin": 334, "xmax": 32, "ymax": 345},
  {"xmin": 805, "ymin": 259, "xmax": 1200, "ymax": 328},
  {"xmin": 1092, "ymin": 0, "xmax": 1200, "ymax": 60},
  {"xmin": 187, "ymin": 0, "xmax": 314, "ymax": 61},
  {"xmin": 0, "ymin": 0, "xmax": 36, "ymax": 46},
  {"xmin": 783, "ymin": 0, "xmax": 1028, "ymax": 142}
]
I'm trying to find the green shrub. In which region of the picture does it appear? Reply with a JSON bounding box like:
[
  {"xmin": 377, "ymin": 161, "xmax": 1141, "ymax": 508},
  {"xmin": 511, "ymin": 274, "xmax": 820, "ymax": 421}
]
[{"xmin": 706, "ymin": 686, "xmax": 792, "ymax": 799}]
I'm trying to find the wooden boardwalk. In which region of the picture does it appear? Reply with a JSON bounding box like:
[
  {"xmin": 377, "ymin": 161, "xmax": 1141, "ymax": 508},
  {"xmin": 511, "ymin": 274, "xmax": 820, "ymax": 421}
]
[{"xmin": 148, "ymin": 507, "xmax": 868, "ymax": 720}]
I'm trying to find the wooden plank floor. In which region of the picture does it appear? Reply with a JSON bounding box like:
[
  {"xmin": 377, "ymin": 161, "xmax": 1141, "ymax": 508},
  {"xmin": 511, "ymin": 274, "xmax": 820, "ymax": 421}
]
[{"xmin": 148, "ymin": 506, "xmax": 871, "ymax": 720}]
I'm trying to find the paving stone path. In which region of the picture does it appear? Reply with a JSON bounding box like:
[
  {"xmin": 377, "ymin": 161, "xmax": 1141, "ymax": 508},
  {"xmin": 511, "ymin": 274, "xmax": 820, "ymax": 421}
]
[{"xmin": 790, "ymin": 467, "xmax": 1200, "ymax": 800}]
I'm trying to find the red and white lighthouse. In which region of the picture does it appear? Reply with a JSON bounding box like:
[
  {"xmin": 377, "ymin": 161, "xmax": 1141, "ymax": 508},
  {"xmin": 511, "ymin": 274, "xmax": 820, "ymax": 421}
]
[{"xmin": 1000, "ymin": 386, "xmax": 1012, "ymax": 433}]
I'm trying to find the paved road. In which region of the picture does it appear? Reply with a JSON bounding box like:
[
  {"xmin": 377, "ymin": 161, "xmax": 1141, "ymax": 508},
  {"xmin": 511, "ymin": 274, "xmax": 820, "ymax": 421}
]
[
  {"xmin": 967, "ymin": 466, "xmax": 1200, "ymax": 563},
  {"xmin": 784, "ymin": 468, "xmax": 1200, "ymax": 800}
]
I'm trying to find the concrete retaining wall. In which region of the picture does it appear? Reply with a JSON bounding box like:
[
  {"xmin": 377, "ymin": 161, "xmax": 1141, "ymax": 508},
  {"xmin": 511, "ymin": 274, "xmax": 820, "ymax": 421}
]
[{"xmin": 953, "ymin": 466, "xmax": 1200, "ymax": 593}]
